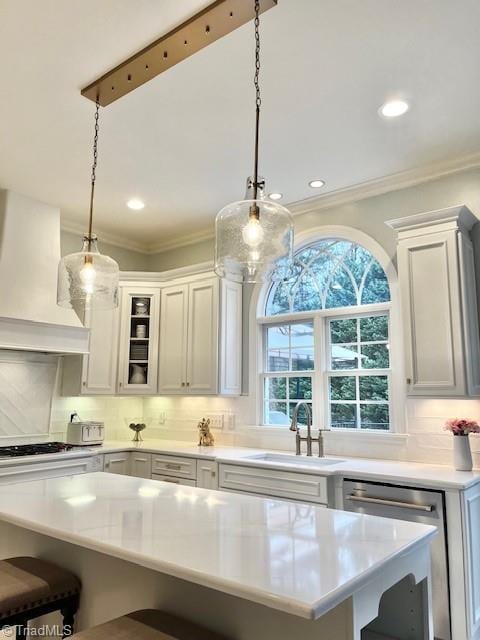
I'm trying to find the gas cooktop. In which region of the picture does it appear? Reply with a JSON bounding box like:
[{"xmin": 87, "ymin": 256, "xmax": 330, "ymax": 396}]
[{"xmin": 0, "ymin": 442, "xmax": 74, "ymax": 458}]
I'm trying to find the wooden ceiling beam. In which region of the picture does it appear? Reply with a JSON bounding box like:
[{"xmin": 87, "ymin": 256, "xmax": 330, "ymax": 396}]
[{"xmin": 81, "ymin": 0, "xmax": 277, "ymax": 107}]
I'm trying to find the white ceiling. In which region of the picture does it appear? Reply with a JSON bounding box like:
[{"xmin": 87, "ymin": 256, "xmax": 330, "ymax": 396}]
[{"xmin": 1, "ymin": 0, "xmax": 480, "ymax": 252}]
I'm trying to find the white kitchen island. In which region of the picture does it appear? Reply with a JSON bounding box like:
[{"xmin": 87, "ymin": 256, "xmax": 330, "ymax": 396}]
[{"xmin": 0, "ymin": 473, "xmax": 436, "ymax": 640}]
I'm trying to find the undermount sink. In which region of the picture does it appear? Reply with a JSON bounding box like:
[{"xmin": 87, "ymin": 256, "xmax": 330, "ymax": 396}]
[{"xmin": 243, "ymin": 453, "xmax": 345, "ymax": 467}]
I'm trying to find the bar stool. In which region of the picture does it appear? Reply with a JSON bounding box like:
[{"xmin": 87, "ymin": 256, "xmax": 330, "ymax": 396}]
[
  {"xmin": 71, "ymin": 609, "xmax": 226, "ymax": 639},
  {"xmin": 0, "ymin": 557, "xmax": 81, "ymax": 639}
]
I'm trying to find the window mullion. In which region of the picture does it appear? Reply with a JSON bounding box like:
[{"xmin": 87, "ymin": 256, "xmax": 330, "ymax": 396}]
[{"xmin": 313, "ymin": 315, "xmax": 325, "ymax": 429}]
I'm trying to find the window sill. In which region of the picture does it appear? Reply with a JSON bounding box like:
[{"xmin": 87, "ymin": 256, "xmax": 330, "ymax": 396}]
[
  {"xmin": 243, "ymin": 424, "xmax": 408, "ymax": 444},
  {"xmin": 324, "ymin": 429, "xmax": 408, "ymax": 445}
]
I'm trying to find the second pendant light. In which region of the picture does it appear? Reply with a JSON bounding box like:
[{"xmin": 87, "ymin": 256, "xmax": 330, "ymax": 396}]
[{"xmin": 214, "ymin": 0, "xmax": 294, "ymax": 284}]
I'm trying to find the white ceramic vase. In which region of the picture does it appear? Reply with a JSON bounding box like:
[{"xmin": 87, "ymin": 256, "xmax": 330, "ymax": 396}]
[
  {"xmin": 453, "ymin": 434, "xmax": 473, "ymax": 471},
  {"xmin": 130, "ymin": 364, "xmax": 147, "ymax": 385}
]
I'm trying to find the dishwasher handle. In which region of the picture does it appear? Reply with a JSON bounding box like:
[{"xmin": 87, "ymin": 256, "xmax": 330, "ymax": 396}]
[{"xmin": 345, "ymin": 493, "xmax": 435, "ymax": 513}]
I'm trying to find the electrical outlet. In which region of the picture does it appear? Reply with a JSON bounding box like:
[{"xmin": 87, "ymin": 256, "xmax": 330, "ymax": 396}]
[
  {"xmin": 207, "ymin": 414, "xmax": 224, "ymax": 430},
  {"xmin": 158, "ymin": 412, "xmax": 166, "ymax": 425}
]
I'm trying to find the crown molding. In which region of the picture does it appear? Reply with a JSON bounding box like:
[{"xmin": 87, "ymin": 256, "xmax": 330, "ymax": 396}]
[
  {"xmin": 387, "ymin": 204, "xmax": 478, "ymax": 234},
  {"xmin": 61, "ymin": 219, "xmax": 214, "ymax": 255},
  {"xmin": 120, "ymin": 261, "xmax": 214, "ymax": 283},
  {"xmin": 145, "ymin": 228, "xmax": 215, "ymax": 254},
  {"xmin": 288, "ymin": 150, "xmax": 480, "ymax": 217},
  {"xmin": 60, "ymin": 219, "xmax": 149, "ymax": 254}
]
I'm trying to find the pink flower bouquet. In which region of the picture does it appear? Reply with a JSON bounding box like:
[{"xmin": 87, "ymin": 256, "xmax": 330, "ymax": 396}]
[{"xmin": 445, "ymin": 418, "xmax": 480, "ymax": 436}]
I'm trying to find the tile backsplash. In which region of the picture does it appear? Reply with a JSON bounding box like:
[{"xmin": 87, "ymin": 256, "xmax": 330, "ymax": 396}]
[
  {"xmin": 55, "ymin": 393, "xmax": 480, "ymax": 468},
  {"xmin": 0, "ymin": 352, "xmax": 58, "ymax": 443},
  {"xmin": 51, "ymin": 394, "xmax": 143, "ymax": 442},
  {"xmin": 2, "ymin": 352, "xmax": 480, "ymax": 468}
]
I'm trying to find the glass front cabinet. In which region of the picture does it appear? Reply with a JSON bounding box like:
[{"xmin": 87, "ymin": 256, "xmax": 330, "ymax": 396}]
[{"xmin": 117, "ymin": 286, "xmax": 161, "ymax": 394}]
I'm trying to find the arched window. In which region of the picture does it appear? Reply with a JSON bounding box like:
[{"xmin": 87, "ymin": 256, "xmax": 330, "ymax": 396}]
[
  {"xmin": 266, "ymin": 239, "xmax": 390, "ymax": 315},
  {"xmin": 260, "ymin": 237, "xmax": 393, "ymax": 432}
]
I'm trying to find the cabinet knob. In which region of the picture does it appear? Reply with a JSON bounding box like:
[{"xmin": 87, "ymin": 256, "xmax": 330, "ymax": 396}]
[
  {"xmin": 211, "ymin": 471, "xmax": 216, "ymax": 477},
  {"xmin": 186, "ymin": 382, "xmax": 190, "ymax": 387},
  {"xmin": 406, "ymin": 378, "xmax": 412, "ymax": 385},
  {"xmin": 181, "ymin": 382, "xmax": 186, "ymax": 387}
]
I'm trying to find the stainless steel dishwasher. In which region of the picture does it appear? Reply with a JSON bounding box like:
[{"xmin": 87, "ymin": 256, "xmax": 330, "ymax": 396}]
[{"xmin": 343, "ymin": 479, "xmax": 450, "ymax": 640}]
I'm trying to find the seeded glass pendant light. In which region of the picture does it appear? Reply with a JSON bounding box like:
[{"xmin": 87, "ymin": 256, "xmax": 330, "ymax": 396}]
[
  {"xmin": 57, "ymin": 102, "xmax": 119, "ymax": 314},
  {"xmin": 214, "ymin": 0, "xmax": 294, "ymax": 284}
]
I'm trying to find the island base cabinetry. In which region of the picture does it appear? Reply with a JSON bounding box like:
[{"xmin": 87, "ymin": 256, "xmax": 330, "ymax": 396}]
[
  {"xmin": 461, "ymin": 483, "xmax": 480, "ymax": 640},
  {"xmin": 0, "ymin": 520, "xmax": 433, "ymax": 640}
]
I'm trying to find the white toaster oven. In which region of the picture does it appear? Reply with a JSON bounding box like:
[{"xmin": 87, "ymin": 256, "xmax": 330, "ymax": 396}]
[{"xmin": 66, "ymin": 421, "xmax": 104, "ymax": 445}]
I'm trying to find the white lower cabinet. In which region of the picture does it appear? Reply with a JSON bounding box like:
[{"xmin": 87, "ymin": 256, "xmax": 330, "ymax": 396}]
[
  {"xmin": 196, "ymin": 460, "xmax": 218, "ymax": 490},
  {"xmin": 104, "ymin": 452, "xmax": 130, "ymax": 475},
  {"xmin": 129, "ymin": 452, "xmax": 152, "ymax": 479},
  {"xmin": 219, "ymin": 464, "xmax": 328, "ymax": 505},
  {"xmin": 151, "ymin": 474, "xmax": 196, "ymax": 487},
  {"xmin": 151, "ymin": 454, "xmax": 197, "ymax": 481},
  {"xmin": 0, "ymin": 457, "xmax": 97, "ymax": 485}
]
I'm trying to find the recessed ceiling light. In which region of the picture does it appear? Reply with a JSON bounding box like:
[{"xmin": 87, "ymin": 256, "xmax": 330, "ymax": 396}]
[
  {"xmin": 269, "ymin": 192, "xmax": 283, "ymax": 200},
  {"xmin": 379, "ymin": 100, "xmax": 409, "ymax": 118},
  {"xmin": 309, "ymin": 180, "xmax": 325, "ymax": 189},
  {"xmin": 127, "ymin": 198, "xmax": 145, "ymax": 211}
]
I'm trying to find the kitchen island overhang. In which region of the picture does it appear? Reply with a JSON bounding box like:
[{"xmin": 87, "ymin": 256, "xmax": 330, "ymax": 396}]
[{"xmin": 0, "ymin": 473, "xmax": 436, "ymax": 639}]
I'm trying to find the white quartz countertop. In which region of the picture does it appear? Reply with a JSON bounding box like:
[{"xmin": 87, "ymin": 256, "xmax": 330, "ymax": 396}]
[
  {"xmin": 0, "ymin": 472, "xmax": 436, "ymax": 620},
  {"xmin": 99, "ymin": 440, "xmax": 480, "ymax": 490},
  {"xmin": 2, "ymin": 438, "xmax": 479, "ymax": 490}
]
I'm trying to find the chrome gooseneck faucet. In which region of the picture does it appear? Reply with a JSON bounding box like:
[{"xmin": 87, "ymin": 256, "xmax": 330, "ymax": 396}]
[{"xmin": 289, "ymin": 401, "xmax": 325, "ymax": 457}]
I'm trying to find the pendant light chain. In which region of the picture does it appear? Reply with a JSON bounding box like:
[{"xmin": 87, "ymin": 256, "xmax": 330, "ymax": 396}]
[
  {"xmin": 87, "ymin": 100, "xmax": 100, "ymax": 250},
  {"xmin": 57, "ymin": 97, "xmax": 119, "ymax": 312},
  {"xmin": 253, "ymin": 0, "xmax": 261, "ymax": 203}
]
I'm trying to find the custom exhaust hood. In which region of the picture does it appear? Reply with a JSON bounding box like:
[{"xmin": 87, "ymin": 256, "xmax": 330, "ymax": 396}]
[{"xmin": 0, "ymin": 190, "xmax": 89, "ymax": 354}]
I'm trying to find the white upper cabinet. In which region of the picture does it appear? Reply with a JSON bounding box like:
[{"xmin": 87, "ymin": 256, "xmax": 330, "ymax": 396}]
[
  {"xmin": 117, "ymin": 285, "xmax": 161, "ymax": 395},
  {"xmin": 186, "ymin": 279, "xmax": 219, "ymax": 393},
  {"xmin": 158, "ymin": 284, "xmax": 189, "ymax": 393},
  {"xmin": 62, "ymin": 304, "xmax": 120, "ymax": 396},
  {"xmin": 219, "ymin": 279, "xmax": 242, "ymax": 396},
  {"xmin": 63, "ymin": 269, "xmax": 242, "ymax": 397},
  {"xmin": 159, "ymin": 275, "xmax": 242, "ymax": 396},
  {"xmin": 388, "ymin": 205, "xmax": 480, "ymax": 397}
]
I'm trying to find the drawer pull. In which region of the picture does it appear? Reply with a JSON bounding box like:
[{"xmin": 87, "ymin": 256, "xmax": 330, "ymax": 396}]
[
  {"xmin": 165, "ymin": 463, "xmax": 182, "ymax": 470},
  {"xmin": 346, "ymin": 494, "xmax": 434, "ymax": 512},
  {"xmin": 163, "ymin": 478, "xmax": 180, "ymax": 484}
]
